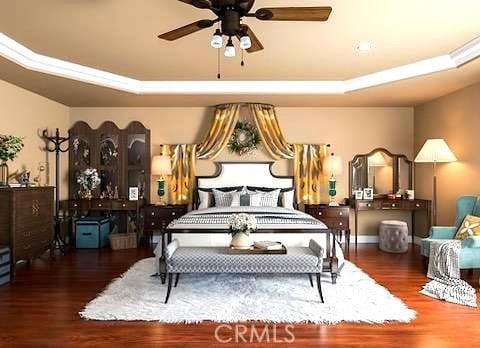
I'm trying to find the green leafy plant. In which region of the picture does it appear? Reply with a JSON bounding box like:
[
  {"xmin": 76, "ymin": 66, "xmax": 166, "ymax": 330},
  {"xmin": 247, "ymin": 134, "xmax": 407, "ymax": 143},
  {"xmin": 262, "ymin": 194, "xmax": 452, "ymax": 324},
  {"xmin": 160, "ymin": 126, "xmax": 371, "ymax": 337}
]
[
  {"xmin": 228, "ymin": 121, "xmax": 260, "ymax": 156},
  {"xmin": 0, "ymin": 135, "xmax": 24, "ymax": 162}
]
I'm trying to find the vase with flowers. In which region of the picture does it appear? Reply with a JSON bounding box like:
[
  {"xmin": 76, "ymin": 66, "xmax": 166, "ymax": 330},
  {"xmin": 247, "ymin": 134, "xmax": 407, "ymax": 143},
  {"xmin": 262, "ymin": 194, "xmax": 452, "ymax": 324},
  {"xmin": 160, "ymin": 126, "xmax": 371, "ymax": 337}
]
[
  {"xmin": 77, "ymin": 168, "xmax": 101, "ymax": 199},
  {"xmin": 228, "ymin": 213, "xmax": 257, "ymax": 249},
  {"xmin": 0, "ymin": 134, "xmax": 24, "ymax": 187}
]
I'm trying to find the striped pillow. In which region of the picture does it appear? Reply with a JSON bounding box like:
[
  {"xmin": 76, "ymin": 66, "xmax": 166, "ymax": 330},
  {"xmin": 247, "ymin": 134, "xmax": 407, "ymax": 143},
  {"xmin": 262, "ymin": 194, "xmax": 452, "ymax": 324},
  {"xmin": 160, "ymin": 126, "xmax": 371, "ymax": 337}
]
[
  {"xmin": 256, "ymin": 189, "xmax": 281, "ymax": 207},
  {"xmin": 213, "ymin": 189, "xmax": 236, "ymax": 207}
]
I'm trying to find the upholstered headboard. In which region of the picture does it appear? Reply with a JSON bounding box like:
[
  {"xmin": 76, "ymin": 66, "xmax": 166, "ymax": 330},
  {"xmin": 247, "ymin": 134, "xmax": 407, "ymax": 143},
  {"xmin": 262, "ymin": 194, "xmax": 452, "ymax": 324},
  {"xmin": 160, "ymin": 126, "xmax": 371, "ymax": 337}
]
[{"xmin": 194, "ymin": 162, "xmax": 293, "ymax": 207}]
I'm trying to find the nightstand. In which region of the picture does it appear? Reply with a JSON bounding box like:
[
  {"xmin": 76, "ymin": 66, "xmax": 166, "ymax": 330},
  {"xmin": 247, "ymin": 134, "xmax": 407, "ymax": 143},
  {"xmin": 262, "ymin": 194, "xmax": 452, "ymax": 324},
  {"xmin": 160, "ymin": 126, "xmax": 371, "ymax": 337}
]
[
  {"xmin": 304, "ymin": 204, "xmax": 350, "ymax": 250},
  {"xmin": 142, "ymin": 204, "xmax": 188, "ymax": 246}
]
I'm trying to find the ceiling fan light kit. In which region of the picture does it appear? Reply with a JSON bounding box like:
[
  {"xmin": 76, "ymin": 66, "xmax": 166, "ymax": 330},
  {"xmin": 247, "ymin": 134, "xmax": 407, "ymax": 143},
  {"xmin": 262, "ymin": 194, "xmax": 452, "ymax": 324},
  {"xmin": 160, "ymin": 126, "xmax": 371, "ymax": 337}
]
[{"xmin": 159, "ymin": 1, "xmax": 332, "ymax": 75}]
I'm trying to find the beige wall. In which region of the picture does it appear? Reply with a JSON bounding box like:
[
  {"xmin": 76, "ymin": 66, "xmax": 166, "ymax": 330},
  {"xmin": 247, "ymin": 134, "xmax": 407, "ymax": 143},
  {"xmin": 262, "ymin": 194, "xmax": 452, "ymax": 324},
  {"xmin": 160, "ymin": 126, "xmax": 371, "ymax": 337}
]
[
  {"xmin": 0, "ymin": 81, "xmax": 70, "ymax": 198},
  {"xmin": 70, "ymin": 106, "xmax": 414, "ymax": 235},
  {"xmin": 414, "ymin": 81, "xmax": 480, "ymax": 232}
]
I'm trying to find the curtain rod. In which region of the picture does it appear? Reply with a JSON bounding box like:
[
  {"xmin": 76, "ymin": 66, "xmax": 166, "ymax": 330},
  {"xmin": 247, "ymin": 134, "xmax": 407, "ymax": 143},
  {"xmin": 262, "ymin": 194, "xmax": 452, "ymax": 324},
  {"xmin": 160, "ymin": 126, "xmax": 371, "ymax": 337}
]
[{"xmin": 212, "ymin": 102, "xmax": 275, "ymax": 108}]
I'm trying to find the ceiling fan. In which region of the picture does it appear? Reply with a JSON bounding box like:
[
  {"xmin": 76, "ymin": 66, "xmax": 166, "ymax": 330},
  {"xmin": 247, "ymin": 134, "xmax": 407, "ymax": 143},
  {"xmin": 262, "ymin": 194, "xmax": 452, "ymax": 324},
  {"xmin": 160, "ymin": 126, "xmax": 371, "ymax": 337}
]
[{"xmin": 158, "ymin": 0, "xmax": 332, "ymax": 57}]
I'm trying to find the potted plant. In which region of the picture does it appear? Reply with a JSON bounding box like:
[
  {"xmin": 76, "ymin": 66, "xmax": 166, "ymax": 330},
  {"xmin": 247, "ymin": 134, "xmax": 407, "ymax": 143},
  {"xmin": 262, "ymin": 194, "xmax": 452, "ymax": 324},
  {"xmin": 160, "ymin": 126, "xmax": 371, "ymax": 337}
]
[
  {"xmin": 0, "ymin": 135, "xmax": 24, "ymax": 187},
  {"xmin": 228, "ymin": 213, "xmax": 257, "ymax": 249},
  {"xmin": 77, "ymin": 168, "xmax": 101, "ymax": 199}
]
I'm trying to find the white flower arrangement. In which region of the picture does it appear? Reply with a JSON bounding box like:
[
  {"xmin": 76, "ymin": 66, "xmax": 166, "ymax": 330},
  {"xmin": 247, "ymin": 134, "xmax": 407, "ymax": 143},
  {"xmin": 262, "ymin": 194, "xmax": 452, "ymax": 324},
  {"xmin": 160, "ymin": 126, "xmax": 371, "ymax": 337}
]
[
  {"xmin": 77, "ymin": 168, "xmax": 101, "ymax": 192},
  {"xmin": 228, "ymin": 213, "xmax": 257, "ymax": 236}
]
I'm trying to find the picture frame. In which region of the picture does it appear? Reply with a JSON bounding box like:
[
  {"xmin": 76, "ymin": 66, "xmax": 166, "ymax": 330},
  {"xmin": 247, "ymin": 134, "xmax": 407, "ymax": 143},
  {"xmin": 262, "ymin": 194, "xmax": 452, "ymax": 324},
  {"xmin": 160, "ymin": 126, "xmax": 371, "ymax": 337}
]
[
  {"xmin": 128, "ymin": 187, "xmax": 139, "ymax": 201},
  {"xmin": 354, "ymin": 190, "xmax": 363, "ymax": 200},
  {"xmin": 363, "ymin": 188, "xmax": 374, "ymax": 200}
]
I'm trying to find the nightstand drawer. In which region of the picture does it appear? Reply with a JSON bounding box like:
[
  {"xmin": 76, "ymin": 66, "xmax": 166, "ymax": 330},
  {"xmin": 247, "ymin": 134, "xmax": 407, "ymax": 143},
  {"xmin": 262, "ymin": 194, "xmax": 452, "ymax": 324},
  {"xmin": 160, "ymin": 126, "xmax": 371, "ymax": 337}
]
[
  {"xmin": 143, "ymin": 205, "xmax": 188, "ymax": 231},
  {"xmin": 320, "ymin": 217, "xmax": 349, "ymax": 230}
]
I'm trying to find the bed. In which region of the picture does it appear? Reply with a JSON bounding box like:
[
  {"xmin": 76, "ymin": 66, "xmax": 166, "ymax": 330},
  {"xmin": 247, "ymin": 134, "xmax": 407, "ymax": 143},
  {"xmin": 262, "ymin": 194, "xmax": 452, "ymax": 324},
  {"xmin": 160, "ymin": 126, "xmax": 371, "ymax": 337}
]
[{"xmin": 160, "ymin": 162, "xmax": 344, "ymax": 283}]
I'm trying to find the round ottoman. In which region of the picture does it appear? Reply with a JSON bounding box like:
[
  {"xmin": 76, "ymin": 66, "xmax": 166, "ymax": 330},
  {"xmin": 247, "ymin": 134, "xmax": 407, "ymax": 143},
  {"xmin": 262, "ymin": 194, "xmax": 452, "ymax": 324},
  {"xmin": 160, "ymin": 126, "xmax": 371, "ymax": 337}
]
[{"xmin": 378, "ymin": 220, "xmax": 409, "ymax": 253}]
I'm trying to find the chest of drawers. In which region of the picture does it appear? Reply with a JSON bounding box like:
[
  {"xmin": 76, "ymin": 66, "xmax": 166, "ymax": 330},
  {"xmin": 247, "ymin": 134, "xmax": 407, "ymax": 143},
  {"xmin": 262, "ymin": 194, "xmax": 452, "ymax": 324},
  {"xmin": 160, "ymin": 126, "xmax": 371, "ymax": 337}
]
[
  {"xmin": 142, "ymin": 204, "xmax": 188, "ymax": 244},
  {"xmin": 0, "ymin": 187, "xmax": 54, "ymax": 275},
  {"xmin": 304, "ymin": 204, "xmax": 350, "ymax": 250}
]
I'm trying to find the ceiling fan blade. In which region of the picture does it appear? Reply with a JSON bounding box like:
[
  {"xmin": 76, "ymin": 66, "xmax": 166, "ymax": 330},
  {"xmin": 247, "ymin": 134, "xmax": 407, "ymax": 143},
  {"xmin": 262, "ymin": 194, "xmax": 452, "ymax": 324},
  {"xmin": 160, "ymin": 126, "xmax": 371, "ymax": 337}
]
[
  {"xmin": 178, "ymin": 0, "xmax": 212, "ymax": 9},
  {"xmin": 254, "ymin": 7, "xmax": 332, "ymax": 21},
  {"xmin": 237, "ymin": 24, "xmax": 264, "ymax": 53},
  {"xmin": 158, "ymin": 20, "xmax": 216, "ymax": 41}
]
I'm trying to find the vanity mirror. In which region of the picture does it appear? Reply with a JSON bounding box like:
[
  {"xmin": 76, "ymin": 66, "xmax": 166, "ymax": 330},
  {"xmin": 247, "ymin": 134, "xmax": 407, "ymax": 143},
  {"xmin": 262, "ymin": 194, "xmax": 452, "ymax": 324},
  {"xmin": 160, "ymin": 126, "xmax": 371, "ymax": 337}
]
[{"xmin": 349, "ymin": 148, "xmax": 413, "ymax": 197}]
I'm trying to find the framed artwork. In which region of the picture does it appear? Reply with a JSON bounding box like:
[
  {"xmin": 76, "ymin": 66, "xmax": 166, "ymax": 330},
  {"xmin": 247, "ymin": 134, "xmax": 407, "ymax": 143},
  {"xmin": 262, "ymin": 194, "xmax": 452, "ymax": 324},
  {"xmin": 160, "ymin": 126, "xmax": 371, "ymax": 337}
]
[
  {"xmin": 363, "ymin": 188, "xmax": 374, "ymax": 200},
  {"xmin": 354, "ymin": 190, "xmax": 363, "ymax": 200},
  {"xmin": 129, "ymin": 187, "xmax": 139, "ymax": 201}
]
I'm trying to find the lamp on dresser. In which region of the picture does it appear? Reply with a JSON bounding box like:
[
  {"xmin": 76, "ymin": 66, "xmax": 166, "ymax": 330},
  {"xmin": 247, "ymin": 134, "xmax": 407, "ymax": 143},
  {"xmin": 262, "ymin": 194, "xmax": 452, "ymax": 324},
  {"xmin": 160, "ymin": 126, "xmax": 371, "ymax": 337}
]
[
  {"xmin": 152, "ymin": 155, "xmax": 172, "ymax": 205},
  {"xmin": 323, "ymin": 153, "xmax": 343, "ymax": 206},
  {"xmin": 414, "ymin": 138, "xmax": 457, "ymax": 225}
]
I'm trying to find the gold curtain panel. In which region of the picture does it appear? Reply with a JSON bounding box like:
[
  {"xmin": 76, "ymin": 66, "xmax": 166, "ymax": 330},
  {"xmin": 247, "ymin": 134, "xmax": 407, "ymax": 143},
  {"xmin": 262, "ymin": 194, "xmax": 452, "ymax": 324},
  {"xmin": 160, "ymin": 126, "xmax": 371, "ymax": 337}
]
[{"xmin": 293, "ymin": 144, "xmax": 328, "ymax": 204}]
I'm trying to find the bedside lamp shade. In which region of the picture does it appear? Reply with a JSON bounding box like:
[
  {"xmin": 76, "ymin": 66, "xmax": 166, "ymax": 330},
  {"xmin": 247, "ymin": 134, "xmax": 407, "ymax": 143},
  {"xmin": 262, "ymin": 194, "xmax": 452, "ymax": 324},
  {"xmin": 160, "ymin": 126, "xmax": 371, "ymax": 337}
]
[
  {"xmin": 323, "ymin": 154, "xmax": 343, "ymax": 176},
  {"xmin": 414, "ymin": 139, "xmax": 457, "ymax": 163},
  {"xmin": 152, "ymin": 155, "xmax": 172, "ymax": 176}
]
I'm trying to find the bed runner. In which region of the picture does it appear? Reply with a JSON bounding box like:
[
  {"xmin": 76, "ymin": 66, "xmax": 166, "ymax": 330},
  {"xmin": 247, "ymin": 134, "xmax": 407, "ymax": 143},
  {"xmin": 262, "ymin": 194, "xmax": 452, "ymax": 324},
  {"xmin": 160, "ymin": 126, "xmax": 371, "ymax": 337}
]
[{"xmin": 420, "ymin": 239, "xmax": 477, "ymax": 307}]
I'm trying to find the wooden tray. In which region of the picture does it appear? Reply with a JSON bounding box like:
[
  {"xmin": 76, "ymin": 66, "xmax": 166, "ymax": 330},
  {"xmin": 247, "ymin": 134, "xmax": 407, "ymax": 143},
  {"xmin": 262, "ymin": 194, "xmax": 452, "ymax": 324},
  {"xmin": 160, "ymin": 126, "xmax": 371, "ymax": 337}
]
[{"xmin": 228, "ymin": 245, "xmax": 287, "ymax": 254}]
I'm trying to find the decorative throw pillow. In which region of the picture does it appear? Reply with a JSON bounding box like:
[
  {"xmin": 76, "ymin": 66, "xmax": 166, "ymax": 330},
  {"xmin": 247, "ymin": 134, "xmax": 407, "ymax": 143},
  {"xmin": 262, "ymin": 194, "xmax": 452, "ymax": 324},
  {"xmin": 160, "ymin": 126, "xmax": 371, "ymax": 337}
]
[
  {"xmin": 256, "ymin": 189, "xmax": 281, "ymax": 207},
  {"xmin": 213, "ymin": 189, "xmax": 236, "ymax": 207},
  {"xmin": 197, "ymin": 189, "xmax": 212, "ymax": 209},
  {"xmin": 249, "ymin": 193, "xmax": 263, "ymax": 207},
  {"xmin": 281, "ymin": 189, "xmax": 295, "ymax": 209},
  {"xmin": 230, "ymin": 191, "xmax": 242, "ymax": 207},
  {"xmin": 454, "ymin": 214, "xmax": 480, "ymax": 240}
]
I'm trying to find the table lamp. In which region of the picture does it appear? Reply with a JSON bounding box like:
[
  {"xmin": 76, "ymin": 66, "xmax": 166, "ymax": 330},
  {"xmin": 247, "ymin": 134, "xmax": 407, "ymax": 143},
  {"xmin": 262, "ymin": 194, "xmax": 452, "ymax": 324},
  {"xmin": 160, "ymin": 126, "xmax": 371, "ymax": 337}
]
[
  {"xmin": 368, "ymin": 151, "xmax": 387, "ymax": 193},
  {"xmin": 152, "ymin": 155, "xmax": 172, "ymax": 205},
  {"xmin": 323, "ymin": 153, "xmax": 343, "ymax": 206},
  {"xmin": 414, "ymin": 139, "xmax": 457, "ymax": 225}
]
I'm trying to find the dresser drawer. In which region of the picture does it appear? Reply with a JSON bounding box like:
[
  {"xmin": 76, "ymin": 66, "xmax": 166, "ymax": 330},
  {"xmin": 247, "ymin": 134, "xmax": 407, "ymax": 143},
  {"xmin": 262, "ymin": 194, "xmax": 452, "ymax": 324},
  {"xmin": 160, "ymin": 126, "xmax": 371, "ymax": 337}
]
[
  {"xmin": 111, "ymin": 200, "xmax": 137, "ymax": 210},
  {"xmin": 404, "ymin": 200, "xmax": 428, "ymax": 210},
  {"xmin": 90, "ymin": 200, "xmax": 111, "ymax": 210},
  {"xmin": 380, "ymin": 201, "xmax": 402, "ymax": 209},
  {"xmin": 356, "ymin": 201, "xmax": 380, "ymax": 210}
]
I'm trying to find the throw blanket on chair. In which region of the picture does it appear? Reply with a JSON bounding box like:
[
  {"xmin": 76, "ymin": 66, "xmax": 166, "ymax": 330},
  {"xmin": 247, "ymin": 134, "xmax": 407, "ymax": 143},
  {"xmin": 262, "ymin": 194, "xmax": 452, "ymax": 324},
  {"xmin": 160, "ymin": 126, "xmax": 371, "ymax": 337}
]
[{"xmin": 420, "ymin": 239, "xmax": 477, "ymax": 307}]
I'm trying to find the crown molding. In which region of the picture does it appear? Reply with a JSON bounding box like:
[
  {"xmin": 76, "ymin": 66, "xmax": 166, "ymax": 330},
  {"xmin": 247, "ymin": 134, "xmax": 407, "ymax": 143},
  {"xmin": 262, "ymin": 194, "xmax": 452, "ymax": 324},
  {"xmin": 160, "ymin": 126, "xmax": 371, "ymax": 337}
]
[{"xmin": 1, "ymin": 32, "xmax": 479, "ymax": 95}]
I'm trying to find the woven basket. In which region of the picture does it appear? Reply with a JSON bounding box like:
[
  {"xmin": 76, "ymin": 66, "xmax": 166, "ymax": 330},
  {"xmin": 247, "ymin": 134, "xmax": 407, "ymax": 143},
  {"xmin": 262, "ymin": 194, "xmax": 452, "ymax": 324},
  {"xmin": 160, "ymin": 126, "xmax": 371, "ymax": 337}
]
[{"xmin": 109, "ymin": 233, "xmax": 137, "ymax": 250}]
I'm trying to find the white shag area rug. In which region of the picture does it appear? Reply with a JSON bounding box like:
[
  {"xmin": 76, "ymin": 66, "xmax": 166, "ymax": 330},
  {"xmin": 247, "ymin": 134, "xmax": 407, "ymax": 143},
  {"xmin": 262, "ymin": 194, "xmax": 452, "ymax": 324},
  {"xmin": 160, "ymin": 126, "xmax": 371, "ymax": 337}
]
[{"xmin": 80, "ymin": 258, "xmax": 416, "ymax": 324}]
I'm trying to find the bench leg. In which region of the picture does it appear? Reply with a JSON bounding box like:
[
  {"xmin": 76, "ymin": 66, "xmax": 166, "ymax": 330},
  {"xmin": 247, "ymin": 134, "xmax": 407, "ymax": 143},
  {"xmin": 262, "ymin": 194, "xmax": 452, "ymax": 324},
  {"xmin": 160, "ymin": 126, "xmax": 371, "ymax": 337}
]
[
  {"xmin": 174, "ymin": 273, "xmax": 180, "ymax": 288},
  {"xmin": 316, "ymin": 273, "xmax": 324, "ymax": 303},
  {"xmin": 308, "ymin": 273, "xmax": 314, "ymax": 288},
  {"xmin": 164, "ymin": 273, "xmax": 173, "ymax": 304}
]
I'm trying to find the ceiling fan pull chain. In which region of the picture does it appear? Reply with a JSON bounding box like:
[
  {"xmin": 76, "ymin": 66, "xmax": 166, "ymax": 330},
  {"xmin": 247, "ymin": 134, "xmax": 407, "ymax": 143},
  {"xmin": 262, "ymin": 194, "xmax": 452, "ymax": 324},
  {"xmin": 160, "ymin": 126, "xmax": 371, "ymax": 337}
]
[
  {"xmin": 241, "ymin": 49, "xmax": 245, "ymax": 67},
  {"xmin": 217, "ymin": 46, "xmax": 221, "ymax": 79}
]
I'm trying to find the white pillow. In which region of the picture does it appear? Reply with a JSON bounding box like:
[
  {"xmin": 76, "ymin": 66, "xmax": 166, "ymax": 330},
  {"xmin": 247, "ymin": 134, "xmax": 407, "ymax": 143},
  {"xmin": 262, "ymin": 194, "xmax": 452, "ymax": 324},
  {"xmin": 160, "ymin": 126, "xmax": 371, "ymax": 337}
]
[
  {"xmin": 230, "ymin": 192, "xmax": 242, "ymax": 207},
  {"xmin": 198, "ymin": 190, "xmax": 212, "ymax": 209},
  {"xmin": 249, "ymin": 193, "xmax": 263, "ymax": 207},
  {"xmin": 281, "ymin": 189, "xmax": 295, "ymax": 209}
]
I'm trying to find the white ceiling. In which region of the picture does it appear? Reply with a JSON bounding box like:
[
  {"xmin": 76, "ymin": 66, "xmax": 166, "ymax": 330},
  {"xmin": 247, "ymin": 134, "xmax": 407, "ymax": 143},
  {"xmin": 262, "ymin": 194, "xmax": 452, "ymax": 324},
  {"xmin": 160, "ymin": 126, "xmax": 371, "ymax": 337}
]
[{"xmin": 1, "ymin": 0, "xmax": 480, "ymax": 106}]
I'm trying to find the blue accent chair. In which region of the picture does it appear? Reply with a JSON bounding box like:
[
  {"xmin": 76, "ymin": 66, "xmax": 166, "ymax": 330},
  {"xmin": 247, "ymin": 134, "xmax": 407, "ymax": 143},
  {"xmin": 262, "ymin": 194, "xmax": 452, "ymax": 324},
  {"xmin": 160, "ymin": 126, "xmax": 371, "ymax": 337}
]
[{"xmin": 420, "ymin": 195, "xmax": 480, "ymax": 269}]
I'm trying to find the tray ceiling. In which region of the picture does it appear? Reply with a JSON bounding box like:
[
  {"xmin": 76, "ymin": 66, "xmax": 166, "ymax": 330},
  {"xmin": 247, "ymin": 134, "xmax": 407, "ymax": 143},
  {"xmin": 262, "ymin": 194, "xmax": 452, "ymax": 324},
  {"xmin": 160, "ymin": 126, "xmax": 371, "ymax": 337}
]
[{"xmin": 1, "ymin": 0, "xmax": 480, "ymax": 106}]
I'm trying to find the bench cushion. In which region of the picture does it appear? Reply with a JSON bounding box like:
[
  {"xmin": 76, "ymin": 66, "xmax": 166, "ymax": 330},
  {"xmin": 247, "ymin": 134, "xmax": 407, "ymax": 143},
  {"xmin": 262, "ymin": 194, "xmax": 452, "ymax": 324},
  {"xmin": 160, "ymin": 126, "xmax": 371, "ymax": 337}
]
[{"xmin": 167, "ymin": 247, "xmax": 322, "ymax": 273}]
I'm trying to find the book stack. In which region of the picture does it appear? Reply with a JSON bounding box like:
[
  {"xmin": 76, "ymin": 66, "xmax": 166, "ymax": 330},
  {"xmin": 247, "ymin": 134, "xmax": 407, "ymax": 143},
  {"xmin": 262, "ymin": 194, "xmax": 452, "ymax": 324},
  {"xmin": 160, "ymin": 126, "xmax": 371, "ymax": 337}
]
[{"xmin": 253, "ymin": 241, "xmax": 284, "ymax": 250}]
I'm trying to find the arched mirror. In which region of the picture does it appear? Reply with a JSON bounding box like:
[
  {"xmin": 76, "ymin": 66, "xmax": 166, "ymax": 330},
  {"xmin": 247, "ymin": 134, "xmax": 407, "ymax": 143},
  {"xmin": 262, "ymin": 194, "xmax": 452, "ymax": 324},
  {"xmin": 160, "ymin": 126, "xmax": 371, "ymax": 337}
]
[{"xmin": 349, "ymin": 148, "xmax": 412, "ymax": 197}]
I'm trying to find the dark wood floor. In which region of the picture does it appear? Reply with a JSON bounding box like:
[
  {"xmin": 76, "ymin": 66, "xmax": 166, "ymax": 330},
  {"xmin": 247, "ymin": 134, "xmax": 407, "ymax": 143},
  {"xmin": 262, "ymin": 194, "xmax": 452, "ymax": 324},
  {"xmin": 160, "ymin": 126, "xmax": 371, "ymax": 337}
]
[{"xmin": 0, "ymin": 244, "xmax": 479, "ymax": 348}]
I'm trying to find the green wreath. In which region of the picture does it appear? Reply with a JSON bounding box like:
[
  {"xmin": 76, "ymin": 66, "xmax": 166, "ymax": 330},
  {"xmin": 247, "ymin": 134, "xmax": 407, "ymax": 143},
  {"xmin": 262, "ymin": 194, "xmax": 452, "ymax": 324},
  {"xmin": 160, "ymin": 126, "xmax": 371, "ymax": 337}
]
[{"xmin": 228, "ymin": 121, "xmax": 261, "ymax": 156}]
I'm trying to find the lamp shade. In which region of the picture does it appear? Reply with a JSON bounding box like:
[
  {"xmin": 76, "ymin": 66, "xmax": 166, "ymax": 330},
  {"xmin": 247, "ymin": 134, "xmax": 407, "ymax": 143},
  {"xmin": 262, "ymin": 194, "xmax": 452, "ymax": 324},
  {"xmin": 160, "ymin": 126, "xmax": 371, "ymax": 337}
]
[
  {"xmin": 414, "ymin": 139, "xmax": 457, "ymax": 163},
  {"xmin": 152, "ymin": 155, "xmax": 172, "ymax": 175},
  {"xmin": 323, "ymin": 154, "xmax": 343, "ymax": 176},
  {"xmin": 368, "ymin": 151, "xmax": 388, "ymax": 167}
]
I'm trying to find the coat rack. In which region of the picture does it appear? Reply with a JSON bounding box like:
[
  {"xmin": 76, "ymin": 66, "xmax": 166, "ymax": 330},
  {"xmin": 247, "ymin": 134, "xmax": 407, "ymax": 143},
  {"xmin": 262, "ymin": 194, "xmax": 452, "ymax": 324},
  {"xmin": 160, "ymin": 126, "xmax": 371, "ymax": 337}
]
[{"xmin": 42, "ymin": 128, "xmax": 69, "ymax": 253}]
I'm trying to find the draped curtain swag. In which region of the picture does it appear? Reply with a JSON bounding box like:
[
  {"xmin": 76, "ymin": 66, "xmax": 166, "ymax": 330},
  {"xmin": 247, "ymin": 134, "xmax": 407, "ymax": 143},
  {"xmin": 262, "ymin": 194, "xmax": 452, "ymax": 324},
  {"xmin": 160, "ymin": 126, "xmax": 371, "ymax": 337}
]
[
  {"xmin": 196, "ymin": 104, "xmax": 240, "ymax": 160},
  {"xmin": 163, "ymin": 103, "xmax": 327, "ymax": 204}
]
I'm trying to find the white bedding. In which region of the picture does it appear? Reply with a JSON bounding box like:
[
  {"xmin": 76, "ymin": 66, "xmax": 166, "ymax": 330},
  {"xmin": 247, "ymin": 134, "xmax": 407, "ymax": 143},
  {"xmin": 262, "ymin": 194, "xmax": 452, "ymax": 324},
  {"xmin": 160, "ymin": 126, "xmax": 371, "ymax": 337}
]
[{"xmin": 168, "ymin": 206, "xmax": 328, "ymax": 230}]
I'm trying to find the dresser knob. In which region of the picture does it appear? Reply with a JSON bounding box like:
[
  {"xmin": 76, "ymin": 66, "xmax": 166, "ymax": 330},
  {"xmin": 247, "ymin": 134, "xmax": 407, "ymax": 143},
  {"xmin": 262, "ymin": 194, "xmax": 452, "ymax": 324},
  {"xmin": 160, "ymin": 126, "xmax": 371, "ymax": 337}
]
[
  {"xmin": 151, "ymin": 212, "xmax": 155, "ymax": 216},
  {"xmin": 151, "ymin": 222, "xmax": 155, "ymax": 226},
  {"xmin": 339, "ymin": 212, "xmax": 343, "ymax": 216},
  {"xmin": 73, "ymin": 204, "xmax": 78, "ymax": 208},
  {"xmin": 318, "ymin": 212, "xmax": 322, "ymax": 216},
  {"xmin": 172, "ymin": 212, "xmax": 176, "ymax": 216},
  {"xmin": 367, "ymin": 204, "xmax": 371, "ymax": 207},
  {"xmin": 392, "ymin": 204, "xmax": 396, "ymax": 207},
  {"xmin": 122, "ymin": 204, "xmax": 126, "ymax": 207},
  {"xmin": 339, "ymin": 222, "xmax": 343, "ymax": 226},
  {"xmin": 98, "ymin": 204, "xmax": 102, "ymax": 207},
  {"xmin": 416, "ymin": 204, "xmax": 420, "ymax": 207}
]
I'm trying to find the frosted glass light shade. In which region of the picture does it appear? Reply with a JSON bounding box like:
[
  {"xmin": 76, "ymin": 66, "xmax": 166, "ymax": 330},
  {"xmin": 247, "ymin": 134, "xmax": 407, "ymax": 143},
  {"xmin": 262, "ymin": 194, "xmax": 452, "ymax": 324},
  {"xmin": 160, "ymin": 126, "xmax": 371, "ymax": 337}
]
[
  {"xmin": 240, "ymin": 35, "xmax": 251, "ymax": 50},
  {"xmin": 210, "ymin": 30, "xmax": 222, "ymax": 49},
  {"xmin": 414, "ymin": 139, "xmax": 457, "ymax": 163},
  {"xmin": 323, "ymin": 155, "xmax": 343, "ymax": 176},
  {"xmin": 224, "ymin": 44, "xmax": 235, "ymax": 57},
  {"xmin": 152, "ymin": 155, "xmax": 172, "ymax": 175}
]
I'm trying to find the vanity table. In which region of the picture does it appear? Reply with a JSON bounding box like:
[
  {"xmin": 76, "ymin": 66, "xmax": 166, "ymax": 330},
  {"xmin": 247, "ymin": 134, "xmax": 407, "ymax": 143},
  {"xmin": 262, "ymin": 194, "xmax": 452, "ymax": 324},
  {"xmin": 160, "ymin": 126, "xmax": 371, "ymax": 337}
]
[{"xmin": 349, "ymin": 148, "xmax": 431, "ymax": 247}]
